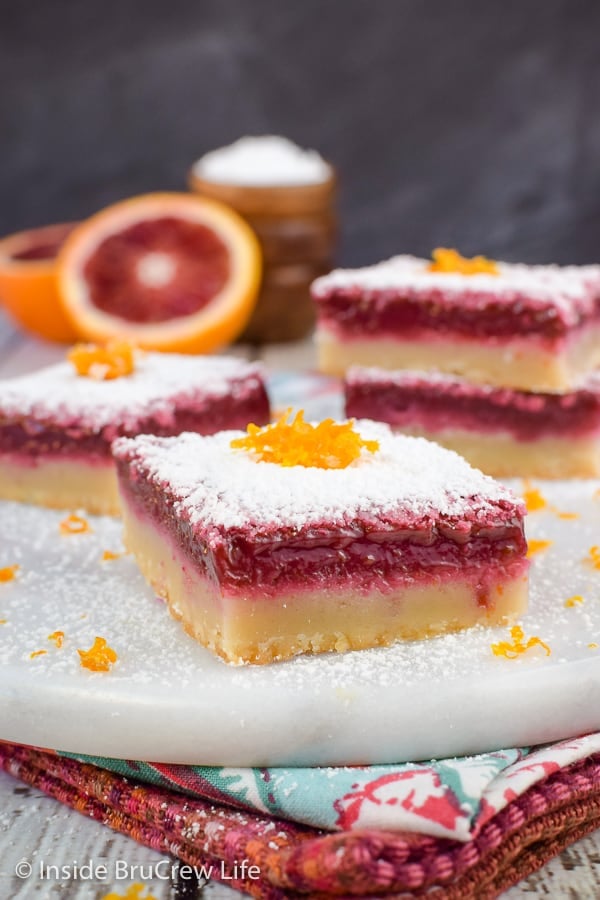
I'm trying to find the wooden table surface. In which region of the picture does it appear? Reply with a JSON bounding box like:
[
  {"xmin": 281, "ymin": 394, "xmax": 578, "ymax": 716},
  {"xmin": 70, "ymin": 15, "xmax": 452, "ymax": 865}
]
[{"xmin": 0, "ymin": 311, "xmax": 599, "ymax": 899}]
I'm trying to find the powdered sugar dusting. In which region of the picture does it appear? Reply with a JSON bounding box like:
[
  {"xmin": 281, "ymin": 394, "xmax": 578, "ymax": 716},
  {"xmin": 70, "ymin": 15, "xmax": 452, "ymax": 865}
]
[
  {"xmin": 312, "ymin": 255, "xmax": 600, "ymax": 321},
  {"xmin": 0, "ymin": 353, "xmax": 265, "ymax": 431},
  {"xmin": 193, "ymin": 136, "xmax": 331, "ymax": 186},
  {"xmin": 113, "ymin": 423, "xmax": 523, "ymax": 532}
]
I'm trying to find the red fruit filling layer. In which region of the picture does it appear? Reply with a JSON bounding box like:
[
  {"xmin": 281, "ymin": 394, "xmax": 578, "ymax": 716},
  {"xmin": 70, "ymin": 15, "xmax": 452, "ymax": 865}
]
[
  {"xmin": 83, "ymin": 217, "xmax": 231, "ymax": 323},
  {"xmin": 317, "ymin": 289, "xmax": 599, "ymax": 341},
  {"xmin": 345, "ymin": 372, "xmax": 600, "ymax": 441},
  {"xmin": 0, "ymin": 381, "xmax": 269, "ymax": 458},
  {"xmin": 116, "ymin": 463, "xmax": 528, "ymax": 601}
]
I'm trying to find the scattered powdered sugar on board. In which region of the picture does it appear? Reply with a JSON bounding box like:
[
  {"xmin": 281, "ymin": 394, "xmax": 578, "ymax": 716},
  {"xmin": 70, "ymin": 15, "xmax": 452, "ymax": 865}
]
[
  {"xmin": 312, "ymin": 255, "xmax": 600, "ymax": 320},
  {"xmin": 113, "ymin": 422, "xmax": 522, "ymax": 531},
  {"xmin": 192, "ymin": 136, "xmax": 332, "ymax": 186},
  {"xmin": 0, "ymin": 478, "xmax": 598, "ymax": 759},
  {"xmin": 0, "ymin": 352, "xmax": 264, "ymax": 430}
]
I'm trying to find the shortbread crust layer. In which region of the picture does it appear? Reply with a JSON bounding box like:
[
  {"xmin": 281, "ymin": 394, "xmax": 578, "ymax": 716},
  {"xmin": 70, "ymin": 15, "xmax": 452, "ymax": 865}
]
[
  {"xmin": 120, "ymin": 495, "xmax": 529, "ymax": 665},
  {"xmin": 0, "ymin": 458, "xmax": 119, "ymax": 515},
  {"xmin": 317, "ymin": 328, "xmax": 600, "ymax": 391}
]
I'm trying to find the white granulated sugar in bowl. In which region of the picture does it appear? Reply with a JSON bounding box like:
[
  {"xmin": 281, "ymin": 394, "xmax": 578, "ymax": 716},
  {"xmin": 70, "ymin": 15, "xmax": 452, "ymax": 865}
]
[{"xmin": 193, "ymin": 136, "xmax": 332, "ymax": 186}]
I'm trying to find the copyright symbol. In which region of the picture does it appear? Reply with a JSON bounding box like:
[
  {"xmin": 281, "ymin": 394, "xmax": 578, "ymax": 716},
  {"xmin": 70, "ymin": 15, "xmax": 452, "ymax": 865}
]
[{"xmin": 15, "ymin": 859, "xmax": 32, "ymax": 879}]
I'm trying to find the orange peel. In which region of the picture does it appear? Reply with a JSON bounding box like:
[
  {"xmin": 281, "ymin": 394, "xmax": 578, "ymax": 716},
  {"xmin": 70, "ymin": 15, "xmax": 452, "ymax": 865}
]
[
  {"xmin": 428, "ymin": 248, "xmax": 498, "ymax": 276},
  {"xmin": 78, "ymin": 636, "xmax": 117, "ymax": 672},
  {"xmin": 102, "ymin": 550, "xmax": 125, "ymax": 562},
  {"xmin": 587, "ymin": 546, "xmax": 600, "ymax": 570},
  {"xmin": 0, "ymin": 222, "xmax": 79, "ymax": 342},
  {"xmin": 231, "ymin": 409, "xmax": 379, "ymax": 468},
  {"xmin": 0, "ymin": 564, "xmax": 19, "ymax": 583},
  {"xmin": 526, "ymin": 539, "xmax": 552, "ymax": 558},
  {"xmin": 521, "ymin": 482, "xmax": 547, "ymax": 512},
  {"xmin": 68, "ymin": 341, "xmax": 135, "ymax": 380},
  {"xmin": 491, "ymin": 625, "xmax": 550, "ymax": 659},
  {"xmin": 59, "ymin": 514, "xmax": 91, "ymax": 535}
]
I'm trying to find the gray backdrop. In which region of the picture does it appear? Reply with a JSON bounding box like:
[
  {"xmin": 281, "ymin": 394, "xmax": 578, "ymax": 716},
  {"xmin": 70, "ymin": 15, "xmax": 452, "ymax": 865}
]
[{"xmin": 2, "ymin": 0, "xmax": 599, "ymax": 265}]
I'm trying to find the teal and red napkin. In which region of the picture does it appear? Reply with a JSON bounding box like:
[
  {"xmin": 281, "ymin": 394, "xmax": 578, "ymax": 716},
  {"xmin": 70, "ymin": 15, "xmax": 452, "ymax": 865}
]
[{"xmin": 3, "ymin": 734, "xmax": 600, "ymax": 898}]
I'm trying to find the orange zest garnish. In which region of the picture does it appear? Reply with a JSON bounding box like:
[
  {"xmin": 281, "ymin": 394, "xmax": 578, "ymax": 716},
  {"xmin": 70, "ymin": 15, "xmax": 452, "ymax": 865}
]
[
  {"xmin": 0, "ymin": 564, "xmax": 19, "ymax": 583},
  {"xmin": 59, "ymin": 514, "xmax": 91, "ymax": 535},
  {"xmin": 78, "ymin": 636, "xmax": 117, "ymax": 672},
  {"xmin": 48, "ymin": 630, "xmax": 65, "ymax": 648},
  {"xmin": 521, "ymin": 482, "xmax": 577, "ymax": 519},
  {"xmin": 565, "ymin": 595, "xmax": 584, "ymax": 608},
  {"xmin": 102, "ymin": 549, "xmax": 125, "ymax": 562},
  {"xmin": 29, "ymin": 649, "xmax": 47, "ymax": 659},
  {"xmin": 587, "ymin": 546, "xmax": 600, "ymax": 570},
  {"xmin": 0, "ymin": 619, "xmax": 6, "ymax": 625},
  {"xmin": 521, "ymin": 482, "xmax": 547, "ymax": 512},
  {"xmin": 428, "ymin": 248, "xmax": 498, "ymax": 276},
  {"xmin": 527, "ymin": 539, "xmax": 552, "ymax": 558},
  {"xmin": 68, "ymin": 340, "xmax": 135, "ymax": 380},
  {"xmin": 491, "ymin": 625, "xmax": 551, "ymax": 659},
  {"xmin": 230, "ymin": 409, "xmax": 380, "ymax": 469},
  {"xmin": 589, "ymin": 643, "xmax": 598, "ymax": 650}
]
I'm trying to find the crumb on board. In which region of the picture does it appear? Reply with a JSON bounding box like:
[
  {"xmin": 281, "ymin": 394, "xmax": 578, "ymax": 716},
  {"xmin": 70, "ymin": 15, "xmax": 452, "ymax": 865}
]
[
  {"xmin": 491, "ymin": 625, "xmax": 551, "ymax": 659},
  {"xmin": 47, "ymin": 630, "xmax": 64, "ymax": 648},
  {"xmin": 565, "ymin": 595, "xmax": 584, "ymax": 608},
  {"xmin": 29, "ymin": 649, "xmax": 47, "ymax": 660}
]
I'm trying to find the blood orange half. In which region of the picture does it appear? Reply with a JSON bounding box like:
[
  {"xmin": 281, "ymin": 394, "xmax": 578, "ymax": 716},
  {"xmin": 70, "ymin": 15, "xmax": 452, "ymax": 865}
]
[
  {"xmin": 57, "ymin": 193, "xmax": 262, "ymax": 353},
  {"xmin": 0, "ymin": 222, "xmax": 79, "ymax": 342}
]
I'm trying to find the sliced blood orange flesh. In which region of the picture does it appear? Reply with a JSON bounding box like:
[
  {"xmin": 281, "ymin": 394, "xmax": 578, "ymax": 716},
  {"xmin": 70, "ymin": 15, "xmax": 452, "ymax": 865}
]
[
  {"xmin": 4, "ymin": 222, "xmax": 76, "ymax": 261},
  {"xmin": 58, "ymin": 193, "xmax": 262, "ymax": 353},
  {"xmin": 84, "ymin": 217, "xmax": 231, "ymax": 323},
  {"xmin": 0, "ymin": 223, "xmax": 80, "ymax": 342}
]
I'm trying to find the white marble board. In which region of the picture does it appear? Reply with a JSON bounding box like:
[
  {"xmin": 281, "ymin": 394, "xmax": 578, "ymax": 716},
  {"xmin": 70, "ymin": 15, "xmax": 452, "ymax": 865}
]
[{"xmin": 1, "ymin": 375, "xmax": 600, "ymax": 765}]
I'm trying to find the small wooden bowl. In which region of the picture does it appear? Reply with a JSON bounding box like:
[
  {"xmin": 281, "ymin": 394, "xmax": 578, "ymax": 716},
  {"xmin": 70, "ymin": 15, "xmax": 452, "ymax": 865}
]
[{"xmin": 188, "ymin": 168, "xmax": 336, "ymax": 218}]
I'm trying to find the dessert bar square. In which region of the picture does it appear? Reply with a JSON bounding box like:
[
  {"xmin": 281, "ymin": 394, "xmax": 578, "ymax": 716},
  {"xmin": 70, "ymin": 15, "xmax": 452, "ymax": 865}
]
[
  {"xmin": 0, "ymin": 351, "xmax": 269, "ymax": 515},
  {"xmin": 113, "ymin": 419, "xmax": 529, "ymax": 665},
  {"xmin": 345, "ymin": 367, "xmax": 600, "ymax": 479},
  {"xmin": 313, "ymin": 254, "xmax": 600, "ymax": 391}
]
